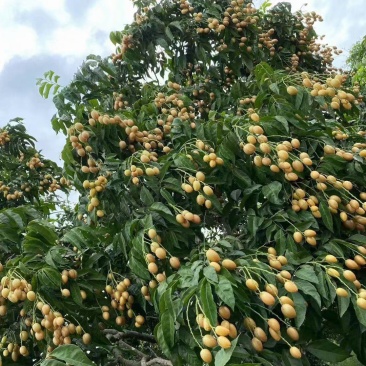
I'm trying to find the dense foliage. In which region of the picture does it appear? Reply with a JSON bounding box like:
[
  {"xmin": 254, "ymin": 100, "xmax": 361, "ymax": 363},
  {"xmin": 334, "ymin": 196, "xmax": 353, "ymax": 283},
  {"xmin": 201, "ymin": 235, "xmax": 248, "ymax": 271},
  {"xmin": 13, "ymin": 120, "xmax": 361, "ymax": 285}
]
[{"xmin": 1, "ymin": 1, "xmax": 366, "ymax": 365}]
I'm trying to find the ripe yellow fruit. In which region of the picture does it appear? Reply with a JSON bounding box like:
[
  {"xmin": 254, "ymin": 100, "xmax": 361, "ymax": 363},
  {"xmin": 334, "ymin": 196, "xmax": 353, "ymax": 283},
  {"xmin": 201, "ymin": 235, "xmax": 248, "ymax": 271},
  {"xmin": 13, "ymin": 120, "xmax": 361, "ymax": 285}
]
[
  {"xmin": 217, "ymin": 336, "xmax": 231, "ymax": 349},
  {"xmin": 343, "ymin": 270, "xmax": 356, "ymax": 282},
  {"xmin": 219, "ymin": 306, "xmax": 231, "ymax": 320},
  {"xmin": 203, "ymin": 186, "xmax": 214, "ymax": 196},
  {"xmin": 325, "ymin": 254, "xmax": 338, "ymax": 264},
  {"xmin": 148, "ymin": 263, "xmax": 158, "ymax": 274},
  {"xmin": 169, "ymin": 257, "xmax": 181, "ymax": 270},
  {"xmin": 287, "ymin": 86, "xmax": 298, "ymax": 96},
  {"xmin": 215, "ymin": 325, "xmax": 230, "ymax": 337},
  {"xmin": 327, "ymin": 268, "xmax": 340, "ymax": 278},
  {"xmin": 336, "ymin": 288, "xmax": 349, "ymax": 297},
  {"xmin": 357, "ymin": 298, "xmax": 366, "ymax": 309},
  {"xmin": 200, "ymin": 349, "xmax": 213, "ymax": 363},
  {"xmin": 246, "ymin": 279, "xmax": 259, "ymax": 291},
  {"xmin": 221, "ymin": 258, "xmax": 237, "ymax": 271},
  {"xmin": 26, "ymin": 291, "xmax": 36, "ymax": 301},
  {"xmin": 268, "ymin": 318, "xmax": 280, "ymax": 332},
  {"xmin": 155, "ymin": 247, "xmax": 167, "ymax": 260},
  {"xmin": 202, "ymin": 334, "xmax": 217, "ymax": 348},
  {"xmin": 243, "ymin": 317, "xmax": 256, "ymax": 331},
  {"xmin": 229, "ymin": 323, "xmax": 237, "ymax": 338},
  {"xmin": 287, "ymin": 327, "xmax": 300, "ymax": 341},
  {"xmin": 251, "ymin": 337, "xmax": 263, "ymax": 352},
  {"xmin": 293, "ymin": 232, "xmax": 303, "ymax": 243},
  {"xmin": 82, "ymin": 333, "xmax": 92, "ymax": 345},
  {"xmin": 304, "ymin": 229, "xmax": 316, "ymax": 237},
  {"xmin": 265, "ymin": 284, "xmax": 278, "ymax": 297},
  {"xmin": 254, "ymin": 327, "xmax": 268, "ymax": 342},
  {"xmin": 210, "ymin": 262, "xmax": 221, "ymax": 272},
  {"xmin": 260, "ymin": 291, "xmax": 276, "ymax": 306},
  {"xmin": 281, "ymin": 304, "xmax": 296, "ymax": 318},
  {"xmin": 269, "ymin": 327, "xmax": 281, "ymax": 341},
  {"xmin": 284, "ymin": 281, "xmax": 298, "ymax": 293},
  {"xmin": 290, "ymin": 346, "xmax": 302, "ymax": 359},
  {"xmin": 206, "ymin": 249, "xmax": 221, "ymax": 262}
]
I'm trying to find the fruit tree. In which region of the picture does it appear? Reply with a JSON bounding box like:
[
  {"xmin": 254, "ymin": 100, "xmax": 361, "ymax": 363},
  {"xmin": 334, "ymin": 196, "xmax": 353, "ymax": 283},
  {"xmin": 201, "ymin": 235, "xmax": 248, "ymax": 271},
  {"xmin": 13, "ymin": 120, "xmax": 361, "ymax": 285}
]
[{"xmin": 1, "ymin": 0, "xmax": 366, "ymax": 365}]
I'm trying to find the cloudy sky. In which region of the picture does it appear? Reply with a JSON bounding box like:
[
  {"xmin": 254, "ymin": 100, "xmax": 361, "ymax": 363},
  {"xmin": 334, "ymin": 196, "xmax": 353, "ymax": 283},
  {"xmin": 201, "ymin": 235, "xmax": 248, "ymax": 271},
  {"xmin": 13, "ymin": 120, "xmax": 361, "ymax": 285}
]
[{"xmin": 0, "ymin": 0, "xmax": 364, "ymax": 165}]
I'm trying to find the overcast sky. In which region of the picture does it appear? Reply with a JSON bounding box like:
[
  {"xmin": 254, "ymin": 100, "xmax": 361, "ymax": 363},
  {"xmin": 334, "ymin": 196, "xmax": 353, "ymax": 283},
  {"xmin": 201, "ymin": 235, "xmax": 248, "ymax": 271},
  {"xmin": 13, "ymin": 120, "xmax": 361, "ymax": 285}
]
[{"xmin": 0, "ymin": 0, "xmax": 364, "ymax": 165}]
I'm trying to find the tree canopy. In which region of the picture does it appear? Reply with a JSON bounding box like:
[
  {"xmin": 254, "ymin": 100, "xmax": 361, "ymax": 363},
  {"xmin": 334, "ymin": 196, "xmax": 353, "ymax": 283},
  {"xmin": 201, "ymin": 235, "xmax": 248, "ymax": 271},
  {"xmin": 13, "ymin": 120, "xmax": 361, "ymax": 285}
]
[{"xmin": 1, "ymin": 1, "xmax": 366, "ymax": 365}]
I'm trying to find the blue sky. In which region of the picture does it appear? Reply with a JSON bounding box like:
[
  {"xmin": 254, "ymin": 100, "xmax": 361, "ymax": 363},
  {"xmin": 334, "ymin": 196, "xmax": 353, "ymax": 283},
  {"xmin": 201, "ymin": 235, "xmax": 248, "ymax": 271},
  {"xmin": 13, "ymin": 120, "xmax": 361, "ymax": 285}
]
[{"xmin": 0, "ymin": 0, "xmax": 364, "ymax": 164}]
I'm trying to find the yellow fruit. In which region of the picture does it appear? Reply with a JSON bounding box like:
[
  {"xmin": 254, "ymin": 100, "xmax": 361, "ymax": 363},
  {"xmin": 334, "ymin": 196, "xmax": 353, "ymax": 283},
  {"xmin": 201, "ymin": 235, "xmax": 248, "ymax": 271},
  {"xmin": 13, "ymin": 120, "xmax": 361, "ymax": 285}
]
[
  {"xmin": 251, "ymin": 337, "xmax": 263, "ymax": 352},
  {"xmin": 200, "ymin": 349, "xmax": 213, "ymax": 363},
  {"xmin": 243, "ymin": 317, "xmax": 256, "ymax": 331},
  {"xmin": 343, "ymin": 270, "xmax": 356, "ymax": 282},
  {"xmin": 222, "ymin": 259, "xmax": 237, "ymax": 270},
  {"xmin": 281, "ymin": 304, "xmax": 296, "ymax": 318},
  {"xmin": 215, "ymin": 325, "xmax": 230, "ymax": 337},
  {"xmin": 357, "ymin": 297, "xmax": 366, "ymax": 309},
  {"xmin": 269, "ymin": 327, "xmax": 281, "ymax": 341},
  {"xmin": 246, "ymin": 279, "xmax": 259, "ymax": 291},
  {"xmin": 327, "ymin": 268, "xmax": 340, "ymax": 278},
  {"xmin": 203, "ymin": 186, "xmax": 213, "ymax": 196},
  {"xmin": 82, "ymin": 333, "xmax": 92, "ymax": 345},
  {"xmin": 287, "ymin": 86, "xmax": 298, "ymax": 96},
  {"xmin": 260, "ymin": 291, "xmax": 276, "ymax": 306},
  {"xmin": 284, "ymin": 281, "xmax": 298, "ymax": 293},
  {"xmin": 287, "ymin": 327, "xmax": 299, "ymax": 341},
  {"xmin": 229, "ymin": 323, "xmax": 237, "ymax": 338},
  {"xmin": 293, "ymin": 231, "xmax": 303, "ymax": 243},
  {"xmin": 336, "ymin": 288, "xmax": 348, "ymax": 297},
  {"xmin": 217, "ymin": 336, "xmax": 231, "ymax": 349},
  {"xmin": 290, "ymin": 346, "xmax": 302, "ymax": 359},
  {"xmin": 254, "ymin": 327, "xmax": 268, "ymax": 342},
  {"xmin": 202, "ymin": 334, "xmax": 217, "ymax": 348},
  {"xmin": 206, "ymin": 249, "xmax": 221, "ymax": 262},
  {"xmin": 155, "ymin": 247, "xmax": 167, "ymax": 260},
  {"xmin": 268, "ymin": 318, "xmax": 280, "ymax": 332},
  {"xmin": 325, "ymin": 255, "xmax": 338, "ymax": 264},
  {"xmin": 265, "ymin": 284, "xmax": 278, "ymax": 297},
  {"xmin": 169, "ymin": 257, "xmax": 181, "ymax": 269},
  {"xmin": 219, "ymin": 306, "xmax": 231, "ymax": 320},
  {"xmin": 304, "ymin": 229, "xmax": 316, "ymax": 237},
  {"xmin": 209, "ymin": 261, "xmax": 221, "ymax": 272},
  {"xmin": 26, "ymin": 291, "xmax": 36, "ymax": 301}
]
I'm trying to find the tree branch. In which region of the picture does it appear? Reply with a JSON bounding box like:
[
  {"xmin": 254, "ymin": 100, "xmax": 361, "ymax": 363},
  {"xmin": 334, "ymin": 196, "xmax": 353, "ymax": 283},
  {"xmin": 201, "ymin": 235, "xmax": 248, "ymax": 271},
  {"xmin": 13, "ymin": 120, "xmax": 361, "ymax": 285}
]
[{"xmin": 103, "ymin": 329, "xmax": 157, "ymax": 343}]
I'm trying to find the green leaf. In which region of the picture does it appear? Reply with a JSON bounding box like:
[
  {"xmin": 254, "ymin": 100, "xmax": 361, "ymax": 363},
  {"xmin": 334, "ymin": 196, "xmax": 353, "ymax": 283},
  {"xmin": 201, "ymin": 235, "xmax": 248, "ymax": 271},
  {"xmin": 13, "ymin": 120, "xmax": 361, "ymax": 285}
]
[
  {"xmin": 215, "ymin": 337, "xmax": 238, "ymax": 366},
  {"xmin": 319, "ymin": 201, "xmax": 334, "ymax": 232},
  {"xmin": 262, "ymin": 181, "xmax": 283, "ymax": 205},
  {"xmin": 294, "ymin": 265, "xmax": 319, "ymax": 285},
  {"xmin": 200, "ymin": 279, "xmax": 217, "ymax": 327},
  {"xmin": 215, "ymin": 276, "xmax": 235, "ymax": 309},
  {"xmin": 292, "ymin": 292, "xmax": 307, "ymax": 328},
  {"xmin": 150, "ymin": 202, "xmax": 173, "ymax": 216},
  {"xmin": 69, "ymin": 281, "xmax": 83, "ymax": 306},
  {"xmin": 294, "ymin": 279, "xmax": 321, "ymax": 308},
  {"xmin": 48, "ymin": 344, "xmax": 95, "ymax": 366},
  {"xmin": 338, "ymin": 293, "xmax": 350, "ymax": 318},
  {"xmin": 41, "ymin": 360, "xmax": 66, "ymax": 366},
  {"xmin": 274, "ymin": 116, "xmax": 289, "ymax": 133},
  {"xmin": 161, "ymin": 310, "xmax": 175, "ymax": 349},
  {"xmin": 204, "ymin": 265, "xmax": 218, "ymax": 283},
  {"xmin": 140, "ymin": 186, "xmax": 154, "ymax": 206},
  {"xmin": 306, "ymin": 340, "xmax": 350, "ymax": 362}
]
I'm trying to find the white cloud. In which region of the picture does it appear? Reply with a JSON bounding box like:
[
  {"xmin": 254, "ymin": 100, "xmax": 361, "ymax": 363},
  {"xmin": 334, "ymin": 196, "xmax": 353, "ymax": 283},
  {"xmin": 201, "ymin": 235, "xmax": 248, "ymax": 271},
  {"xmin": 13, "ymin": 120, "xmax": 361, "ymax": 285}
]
[{"xmin": 0, "ymin": 0, "xmax": 135, "ymax": 72}]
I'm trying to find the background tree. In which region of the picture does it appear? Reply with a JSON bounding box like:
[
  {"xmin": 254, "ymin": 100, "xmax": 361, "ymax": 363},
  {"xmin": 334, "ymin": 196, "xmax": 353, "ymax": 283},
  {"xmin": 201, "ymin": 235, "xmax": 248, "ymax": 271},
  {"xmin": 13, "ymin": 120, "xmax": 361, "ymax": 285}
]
[{"xmin": 0, "ymin": 1, "xmax": 366, "ymax": 365}]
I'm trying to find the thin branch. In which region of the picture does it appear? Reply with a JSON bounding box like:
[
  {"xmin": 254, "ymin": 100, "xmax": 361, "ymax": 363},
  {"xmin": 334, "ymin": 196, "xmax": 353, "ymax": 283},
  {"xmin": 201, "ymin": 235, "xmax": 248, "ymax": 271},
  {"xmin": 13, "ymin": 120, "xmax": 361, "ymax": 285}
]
[
  {"xmin": 146, "ymin": 358, "xmax": 173, "ymax": 366},
  {"xmin": 103, "ymin": 329, "xmax": 157, "ymax": 343}
]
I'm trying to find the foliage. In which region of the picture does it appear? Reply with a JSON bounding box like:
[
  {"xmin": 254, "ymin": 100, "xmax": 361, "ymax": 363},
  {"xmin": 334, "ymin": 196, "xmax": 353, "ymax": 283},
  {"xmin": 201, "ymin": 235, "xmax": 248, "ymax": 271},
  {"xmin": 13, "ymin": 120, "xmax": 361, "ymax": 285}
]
[
  {"xmin": 1, "ymin": 1, "xmax": 366, "ymax": 366},
  {"xmin": 0, "ymin": 120, "xmax": 69, "ymax": 211},
  {"xmin": 347, "ymin": 36, "xmax": 366, "ymax": 91}
]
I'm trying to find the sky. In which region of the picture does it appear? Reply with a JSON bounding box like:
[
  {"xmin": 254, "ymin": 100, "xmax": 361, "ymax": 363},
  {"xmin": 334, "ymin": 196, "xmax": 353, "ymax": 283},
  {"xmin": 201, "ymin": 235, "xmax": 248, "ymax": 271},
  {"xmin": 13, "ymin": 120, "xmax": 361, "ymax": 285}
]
[{"xmin": 0, "ymin": 0, "xmax": 364, "ymax": 165}]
